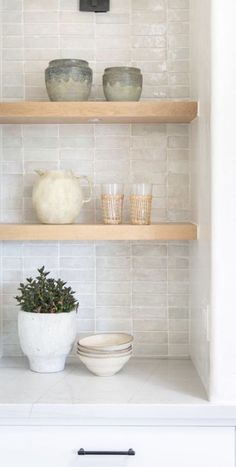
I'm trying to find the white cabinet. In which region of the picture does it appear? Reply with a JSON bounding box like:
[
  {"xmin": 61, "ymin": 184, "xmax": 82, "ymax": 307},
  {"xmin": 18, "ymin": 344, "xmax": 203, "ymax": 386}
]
[{"xmin": 0, "ymin": 426, "xmax": 234, "ymax": 467}]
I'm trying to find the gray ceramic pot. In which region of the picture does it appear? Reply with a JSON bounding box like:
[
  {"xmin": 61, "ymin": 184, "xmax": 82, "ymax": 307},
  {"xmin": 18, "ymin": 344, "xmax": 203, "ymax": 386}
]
[
  {"xmin": 45, "ymin": 59, "xmax": 93, "ymax": 102},
  {"xmin": 103, "ymin": 67, "xmax": 143, "ymax": 101}
]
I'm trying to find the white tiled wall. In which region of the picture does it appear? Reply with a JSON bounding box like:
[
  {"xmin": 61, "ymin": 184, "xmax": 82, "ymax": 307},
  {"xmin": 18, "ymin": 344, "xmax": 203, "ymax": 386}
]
[
  {"xmin": 1, "ymin": 0, "xmax": 190, "ymax": 101},
  {"xmin": 0, "ymin": 0, "xmax": 191, "ymax": 357}
]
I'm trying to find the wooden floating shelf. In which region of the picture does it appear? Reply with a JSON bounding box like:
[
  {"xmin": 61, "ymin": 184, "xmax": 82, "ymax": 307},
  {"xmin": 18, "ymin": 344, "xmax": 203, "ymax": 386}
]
[
  {"xmin": 0, "ymin": 224, "xmax": 198, "ymax": 241},
  {"xmin": 0, "ymin": 101, "xmax": 198, "ymax": 124}
]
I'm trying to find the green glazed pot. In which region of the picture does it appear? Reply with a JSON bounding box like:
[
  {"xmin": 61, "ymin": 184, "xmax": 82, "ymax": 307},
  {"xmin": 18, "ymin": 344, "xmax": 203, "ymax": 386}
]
[
  {"xmin": 45, "ymin": 59, "xmax": 93, "ymax": 102},
  {"xmin": 103, "ymin": 66, "xmax": 143, "ymax": 101}
]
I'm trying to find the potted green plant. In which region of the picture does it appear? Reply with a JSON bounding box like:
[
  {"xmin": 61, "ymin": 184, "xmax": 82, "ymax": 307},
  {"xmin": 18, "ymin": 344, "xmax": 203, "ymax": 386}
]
[{"xmin": 15, "ymin": 267, "xmax": 79, "ymax": 373}]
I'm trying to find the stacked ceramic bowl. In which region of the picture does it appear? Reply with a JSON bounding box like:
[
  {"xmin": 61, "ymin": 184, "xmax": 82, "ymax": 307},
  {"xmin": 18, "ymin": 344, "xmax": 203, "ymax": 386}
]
[{"xmin": 77, "ymin": 333, "xmax": 133, "ymax": 376}]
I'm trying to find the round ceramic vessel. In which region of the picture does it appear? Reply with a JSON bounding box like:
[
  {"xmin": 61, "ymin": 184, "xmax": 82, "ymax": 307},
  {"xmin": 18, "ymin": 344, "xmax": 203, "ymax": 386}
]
[
  {"xmin": 18, "ymin": 310, "xmax": 77, "ymax": 373},
  {"xmin": 103, "ymin": 66, "xmax": 143, "ymax": 101},
  {"xmin": 78, "ymin": 333, "xmax": 134, "ymax": 351},
  {"xmin": 32, "ymin": 170, "xmax": 92, "ymax": 225},
  {"xmin": 77, "ymin": 347, "xmax": 132, "ymax": 357},
  {"xmin": 77, "ymin": 344, "xmax": 132, "ymax": 355},
  {"xmin": 45, "ymin": 59, "xmax": 93, "ymax": 102},
  {"xmin": 78, "ymin": 352, "xmax": 132, "ymax": 377}
]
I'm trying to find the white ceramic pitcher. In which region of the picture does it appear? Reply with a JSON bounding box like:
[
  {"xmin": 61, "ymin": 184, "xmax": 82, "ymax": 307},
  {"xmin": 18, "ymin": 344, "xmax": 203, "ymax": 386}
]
[{"xmin": 32, "ymin": 170, "xmax": 92, "ymax": 224}]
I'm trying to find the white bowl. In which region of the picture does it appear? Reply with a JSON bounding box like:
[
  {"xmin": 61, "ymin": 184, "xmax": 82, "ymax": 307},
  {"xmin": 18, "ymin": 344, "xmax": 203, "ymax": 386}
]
[
  {"xmin": 78, "ymin": 352, "xmax": 132, "ymax": 376},
  {"xmin": 77, "ymin": 348, "xmax": 132, "ymax": 358},
  {"xmin": 78, "ymin": 333, "xmax": 134, "ymax": 351},
  {"xmin": 77, "ymin": 344, "xmax": 133, "ymax": 356}
]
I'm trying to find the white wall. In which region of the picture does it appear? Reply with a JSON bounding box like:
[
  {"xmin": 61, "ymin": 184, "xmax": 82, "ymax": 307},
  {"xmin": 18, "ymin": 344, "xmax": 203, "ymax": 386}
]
[
  {"xmin": 192, "ymin": 0, "xmax": 236, "ymax": 402},
  {"xmin": 210, "ymin": 0, "xmax": 236, "ymax": 402},
  {"xmin": 190, "ymin": 0, "xmax": 211, "ymax": 395}
]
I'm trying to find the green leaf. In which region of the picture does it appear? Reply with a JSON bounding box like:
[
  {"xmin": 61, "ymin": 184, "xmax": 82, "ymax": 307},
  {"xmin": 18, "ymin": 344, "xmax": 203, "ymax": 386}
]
[{"xmin": 14, "ymin": 266, "xmax": 79, "ymax": 314}]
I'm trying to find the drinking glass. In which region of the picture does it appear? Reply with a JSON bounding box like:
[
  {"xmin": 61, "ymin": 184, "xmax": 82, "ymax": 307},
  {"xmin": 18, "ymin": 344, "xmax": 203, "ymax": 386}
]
[
  {"xmin": 130, "ymin": 183, "xmax": 153, "ymax": 225},
  {"xmin": 101, "ymin": 184, "xmax": 124, "ymax": 224}
]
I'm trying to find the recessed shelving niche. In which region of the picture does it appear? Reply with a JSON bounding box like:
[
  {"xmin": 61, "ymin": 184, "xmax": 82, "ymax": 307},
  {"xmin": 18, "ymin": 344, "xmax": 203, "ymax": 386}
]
[
  {"xmin": 0, "ymin": 101, "xmax": 198, "ymax": 124},
  {"xmin": 0, "ymin": 102, "xmax": 198, "ymax": 242},
  {"xmin": 0, "ymin": 224, "xmax": 198, "ymax": 241}
]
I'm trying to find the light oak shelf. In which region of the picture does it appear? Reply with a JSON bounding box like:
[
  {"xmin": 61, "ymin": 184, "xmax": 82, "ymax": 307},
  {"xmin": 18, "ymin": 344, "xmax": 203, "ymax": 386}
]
[
  {"xmin": 0, "ymin": 101, "xmax": 198, "ymax": 124},
  {"xmin": 0, "ymin": 224, "xmax": 198, "ymax": 241}
]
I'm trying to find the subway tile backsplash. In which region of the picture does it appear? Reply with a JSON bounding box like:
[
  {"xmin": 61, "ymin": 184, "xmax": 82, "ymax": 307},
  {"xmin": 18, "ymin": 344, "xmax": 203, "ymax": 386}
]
[{"xmin": 0, "ymin": 0, "xmax": 190, "ymax": 357}]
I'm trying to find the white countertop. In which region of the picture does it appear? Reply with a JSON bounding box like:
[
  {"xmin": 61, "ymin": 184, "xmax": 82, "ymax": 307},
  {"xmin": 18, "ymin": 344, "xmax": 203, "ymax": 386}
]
[{"xmin": 0, "ymin": 357, "xmax": 235, "ymax": 426}]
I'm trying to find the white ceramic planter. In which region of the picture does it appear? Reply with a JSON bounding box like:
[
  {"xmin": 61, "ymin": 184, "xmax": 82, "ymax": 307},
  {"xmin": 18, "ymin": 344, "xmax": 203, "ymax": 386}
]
[{"xmin": 18, "ymin": 311, "xmax": 77, "ymax": 373}]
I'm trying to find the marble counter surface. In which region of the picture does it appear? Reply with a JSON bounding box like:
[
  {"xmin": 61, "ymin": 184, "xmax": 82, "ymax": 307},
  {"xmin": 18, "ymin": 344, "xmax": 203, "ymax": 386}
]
[
  {"xmin": 0, "ymin": 357, "xmax": 235, "ymax": 426},
  {"xmin": 0, "ymin": 357, "xmax": 207, "ymax": 405}
]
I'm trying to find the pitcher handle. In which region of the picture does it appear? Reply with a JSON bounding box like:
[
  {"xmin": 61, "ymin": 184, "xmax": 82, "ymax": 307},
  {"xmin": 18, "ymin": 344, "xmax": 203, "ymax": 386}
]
[
  {"xmin": 35, "ymin": 169, "xmax": 45, "ymax": 176},
  {"xmin": 78, "ymin": 175, "xmax": 93, "ymax": 204}
]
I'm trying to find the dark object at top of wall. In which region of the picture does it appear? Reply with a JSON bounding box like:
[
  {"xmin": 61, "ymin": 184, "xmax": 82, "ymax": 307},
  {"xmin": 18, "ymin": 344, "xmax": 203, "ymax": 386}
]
[{"xmin": 79, "ymin": 0, "xmax": 110, "ymax": 12}]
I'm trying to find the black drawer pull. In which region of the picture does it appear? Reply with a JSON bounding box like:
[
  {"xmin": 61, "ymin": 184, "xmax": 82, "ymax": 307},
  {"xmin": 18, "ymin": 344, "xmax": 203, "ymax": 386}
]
[{"xmin": 78, "ymin": 448, "xmax": 135, "ymax": 456}]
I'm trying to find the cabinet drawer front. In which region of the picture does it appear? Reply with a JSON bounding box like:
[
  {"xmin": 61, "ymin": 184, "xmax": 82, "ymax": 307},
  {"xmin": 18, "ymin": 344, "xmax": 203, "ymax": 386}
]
[{"xmin": 0, "ymin": 426, "xmax": 234, "ymax": 467}]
